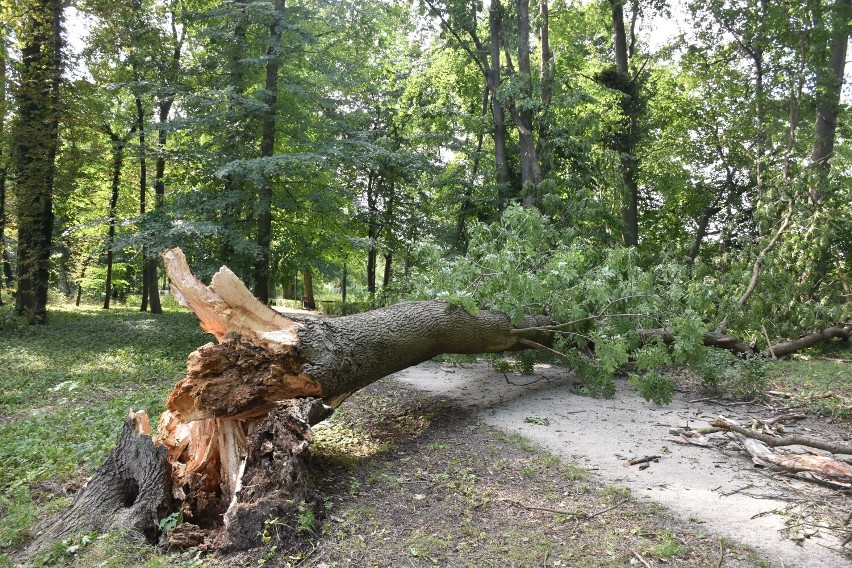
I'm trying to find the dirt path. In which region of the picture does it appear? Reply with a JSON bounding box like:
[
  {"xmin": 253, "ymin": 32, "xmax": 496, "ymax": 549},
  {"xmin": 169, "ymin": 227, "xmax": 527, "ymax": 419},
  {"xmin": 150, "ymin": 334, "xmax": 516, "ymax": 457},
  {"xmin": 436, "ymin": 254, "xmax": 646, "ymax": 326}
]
[{"xmin": 392, "ymin": 360, "xmax": 851, "ymax": 568}]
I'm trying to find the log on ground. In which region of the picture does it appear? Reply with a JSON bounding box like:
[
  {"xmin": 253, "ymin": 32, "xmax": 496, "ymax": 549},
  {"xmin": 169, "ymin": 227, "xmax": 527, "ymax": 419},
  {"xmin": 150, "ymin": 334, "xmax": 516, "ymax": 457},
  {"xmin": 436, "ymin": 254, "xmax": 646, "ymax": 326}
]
[{"xmin": 22, "ymin": 248, "xmax": 551, "ymax": 558}]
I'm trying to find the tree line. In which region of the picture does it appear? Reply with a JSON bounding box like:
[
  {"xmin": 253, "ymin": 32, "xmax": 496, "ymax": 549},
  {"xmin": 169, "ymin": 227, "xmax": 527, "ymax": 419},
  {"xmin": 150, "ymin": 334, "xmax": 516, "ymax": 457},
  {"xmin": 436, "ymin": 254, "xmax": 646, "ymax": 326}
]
[{"xmin": 0, "ymin": 0, "xmax": 849, "ymax": 378}]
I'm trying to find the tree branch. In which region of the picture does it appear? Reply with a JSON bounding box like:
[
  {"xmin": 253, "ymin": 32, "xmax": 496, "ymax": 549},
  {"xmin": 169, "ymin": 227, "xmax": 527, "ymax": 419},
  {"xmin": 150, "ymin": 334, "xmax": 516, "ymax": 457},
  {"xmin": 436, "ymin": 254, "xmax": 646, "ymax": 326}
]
[{"xmin": 709, "ymin": 416, "xmax": 852, "ymax": 455}]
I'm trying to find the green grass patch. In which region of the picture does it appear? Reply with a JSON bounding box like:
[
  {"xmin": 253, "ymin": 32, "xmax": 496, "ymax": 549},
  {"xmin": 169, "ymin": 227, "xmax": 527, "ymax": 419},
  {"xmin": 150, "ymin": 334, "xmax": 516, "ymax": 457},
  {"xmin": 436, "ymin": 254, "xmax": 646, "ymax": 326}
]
[
  {"xmin": 0, "ymin": 303, "xmax": 210, "ymax": 560},
  {"xmin": 768, "ymin": 345, "xmax": 852, "ymax": 420}
]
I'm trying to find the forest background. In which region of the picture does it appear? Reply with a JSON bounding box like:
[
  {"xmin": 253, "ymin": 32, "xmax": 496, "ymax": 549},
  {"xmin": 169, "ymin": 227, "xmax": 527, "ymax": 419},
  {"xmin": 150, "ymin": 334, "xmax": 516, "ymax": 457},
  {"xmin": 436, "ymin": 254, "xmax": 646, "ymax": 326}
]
[
  {"xmin": 1, "ymin": 0, "xmax": 851, "ymax": 564},
  {"xmin": 0, "ymin": 0, "xmax": 850, "ymax": 396}
]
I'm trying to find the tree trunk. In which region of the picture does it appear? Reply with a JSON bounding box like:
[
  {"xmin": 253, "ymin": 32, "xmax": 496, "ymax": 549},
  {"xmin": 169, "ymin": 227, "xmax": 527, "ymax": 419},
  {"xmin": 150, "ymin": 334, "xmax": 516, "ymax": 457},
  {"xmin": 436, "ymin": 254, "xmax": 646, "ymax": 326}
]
[
  {"xmin": 25, "ymin": 248, "xmax": 550, "ymax": 557},
  {"xmin": 12, "ymin": 0, "xmax": 63, "ymax": 324},
  {"xmin": 366, "ymin": 175, "xmax": 379, "ymax": 295},
  {"xmin": 136, "ymin": 96, "xmax": 150, "ymax": 312},
  {"xmin": 341, "ymin": 263, "xmax": 347, "ymax": 312},
  {"xmin": 146, "ymin": 97, "xmax": 172, "ymax": 315},
  {"xmin": 302, "ymin": 266, "xmax": 315, "ymax": 309},
  {"xmin": 808, "ymin": 0, "xmax": 850, "ymax": 205},
  {"xmin": 611, "ymin": 0, "xmax": 639, "ymax": 247},
  {"xmin": 254, "ymin": 0, "xmax": 285, "ymax": 304},
  {"xmin": 489, "ymin": 1, "xmax": 512, "ymax": 205},
  {"xmin": 0, "ymin": 41, "xmax": 7, "ymax": 305},
  {"xmin": 513, "ymin": 0, "xmax": 542, "ymax": 208},
  {"xmin": 537, "ymin": 0, "xmax": 553, "ymax": 179},
  {"xmin": 103, "ymin": 126, "xmax": 130, "ymax": 310},
  {"xmin": 219, "ymin": 0, "xmax": 248, "ymax": 268},
  {"xmin": 0, "ymin": 168, "xmax": 8, "ymax": 305},
  {"xmin": 146, "ymin": 259, "xmax": 161, "ymax": 312},
  {"xmin": 25, "ymin": 411, "xmax": 172, "ymax": 553},
  {"xmin": 382, "ymin": 251, "xmax": 392, "ymax": 288}
]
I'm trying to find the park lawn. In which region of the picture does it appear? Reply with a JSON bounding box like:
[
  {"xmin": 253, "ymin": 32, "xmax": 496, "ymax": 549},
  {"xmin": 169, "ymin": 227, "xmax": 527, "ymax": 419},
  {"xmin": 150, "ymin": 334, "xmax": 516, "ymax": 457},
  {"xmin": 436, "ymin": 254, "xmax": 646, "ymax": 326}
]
[{"xmin": 0, "ymin": 303, "xmax": 211, "ymax": 565}]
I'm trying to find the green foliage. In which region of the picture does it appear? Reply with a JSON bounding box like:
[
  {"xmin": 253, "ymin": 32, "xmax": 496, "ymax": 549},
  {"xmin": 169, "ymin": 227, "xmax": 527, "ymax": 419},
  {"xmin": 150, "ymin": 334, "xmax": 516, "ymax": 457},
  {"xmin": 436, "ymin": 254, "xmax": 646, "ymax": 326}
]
[
  {"xmin": 696, "ymin": 350, "xmax": 767, "ymax": 401},
  {"xmin": 628, "ymin": 372, "xmax": 675, "ymax": 406},
  {"xmin": 406, "ymin": 206, "xmax": 711, "ymax": 402},
  {"xmin": 0, "ymin": 486, "xmax": 37, "ymax": 551},
  {"xmin": 297, "ymin": 502, "xmax": 317, "ymax": 535},
  {"xmin": 156, "ymin": 512, "xmax": 183, "ymax": 544}
]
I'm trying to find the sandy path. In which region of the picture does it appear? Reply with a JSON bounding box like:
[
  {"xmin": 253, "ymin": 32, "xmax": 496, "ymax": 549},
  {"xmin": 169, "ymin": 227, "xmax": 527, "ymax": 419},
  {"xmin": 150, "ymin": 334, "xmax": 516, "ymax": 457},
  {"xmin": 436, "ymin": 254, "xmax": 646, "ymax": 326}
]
[{"xmin": 392, "ymin": 360, "xmax": 850, "ymax": 568}]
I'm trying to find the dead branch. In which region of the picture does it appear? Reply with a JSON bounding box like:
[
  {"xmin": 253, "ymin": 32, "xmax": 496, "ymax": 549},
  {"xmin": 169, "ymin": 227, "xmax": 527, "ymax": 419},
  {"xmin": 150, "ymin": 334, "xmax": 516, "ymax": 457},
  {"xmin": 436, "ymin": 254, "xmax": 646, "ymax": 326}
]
[
  {"xmin": 709, "ymin": 416, "xmax": 852, "ymax": 455},
  {"xmin": 762, "ymin": 324, "xmax": 851, "ymax": 358},
  {"xmin": 624, "ymin": 455, "xmax": 661, "ymax": 467},
  {"xmin": 716, "ymin": 199, "xmax": 794, "ymax": 334},
  {"xmin": 736, "ymin": 436, "xmax": 852, "ymax": 484}
]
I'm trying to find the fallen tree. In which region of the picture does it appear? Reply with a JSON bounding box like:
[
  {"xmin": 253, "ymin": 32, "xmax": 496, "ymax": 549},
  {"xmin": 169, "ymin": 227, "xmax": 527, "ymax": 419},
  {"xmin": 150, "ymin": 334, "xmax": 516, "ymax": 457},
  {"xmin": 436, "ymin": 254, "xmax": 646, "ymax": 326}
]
[
  {"xmin": 24, "ymin": 248, "xmax": 552, "ymax": 556},
  {"xmin": 23, "ymin": 246, "xmax": 850, "ymax": 558}
]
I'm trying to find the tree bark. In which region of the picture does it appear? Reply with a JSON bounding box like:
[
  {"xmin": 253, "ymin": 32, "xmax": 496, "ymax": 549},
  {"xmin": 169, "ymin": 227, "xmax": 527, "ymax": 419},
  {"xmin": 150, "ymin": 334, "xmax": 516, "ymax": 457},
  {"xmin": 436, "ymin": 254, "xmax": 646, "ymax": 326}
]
[
  {"xmin": 0, "ymin": 169, "xmax": 8, "ymax": 304},
  {"xmin": 253, "ymin": 0, "xmax": 285, "ymax": 304},
  {"xmin": 136, "ymin": 96, "xmax": 150, "ymax": 312},
  {"xmin": 512, "ymin": 0, "xmax": 543, "ymax": 208},
  {"xmin": 25, "ymin": 411, "xmax": 172, "ymax": 555},
  {"xmin": 146, "ymin": 98, "xmax": 172, "ymax": 315},
  {"xmin": 12, "ymin": 0, "xmax": 63, "ymax": 324},
  {"xmin": 302, "ymin": 266, "xmax": 315, "ymax": 309},
  {"xmin": 537, "ymin": 0, "xmax": 553, "ymax": 179},
  {"xmin": 102, "ymin": 126, "xmax": 132, "ymax": 309},
  {"xmin": 611, "ymin": 0, "xmax": 639, "ymax": 247},
  {"xmin": 808, "ymin": 0, "xmax": 850, "ymax": 205},
  {"xmin": 489, "ymin": 1, "xmax": 512, "ymax": 204},
  {"xmin": 0, "ymin": 40, "xmax": 7, "ymax": 305}
]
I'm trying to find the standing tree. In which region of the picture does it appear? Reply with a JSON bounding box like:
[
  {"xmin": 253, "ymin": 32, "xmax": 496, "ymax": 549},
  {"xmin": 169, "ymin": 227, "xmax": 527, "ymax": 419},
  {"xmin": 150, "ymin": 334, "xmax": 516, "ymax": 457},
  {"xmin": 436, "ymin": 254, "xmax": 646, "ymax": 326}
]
[
  {"xmin": 254, "ymin": 0, "xmax": 285, "ymax": 304},
  {"xmin": 11, "ymin": 0, "xmax": 63, "ymax": 324},
  {"xmin": 807, "ymin": 0, "xmax": 850, "ymax": 205},
  {"xmin": 0, "ymin": 26, "xmax": 11, "ymax": 305}
]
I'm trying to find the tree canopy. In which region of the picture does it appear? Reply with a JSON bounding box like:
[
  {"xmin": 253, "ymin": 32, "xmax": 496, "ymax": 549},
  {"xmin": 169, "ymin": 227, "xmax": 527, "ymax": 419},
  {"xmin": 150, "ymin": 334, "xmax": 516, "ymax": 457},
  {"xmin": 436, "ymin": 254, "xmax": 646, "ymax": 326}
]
[{"xmin": 0, "ymin": 0, "xmax": 849, "ymax": 394}]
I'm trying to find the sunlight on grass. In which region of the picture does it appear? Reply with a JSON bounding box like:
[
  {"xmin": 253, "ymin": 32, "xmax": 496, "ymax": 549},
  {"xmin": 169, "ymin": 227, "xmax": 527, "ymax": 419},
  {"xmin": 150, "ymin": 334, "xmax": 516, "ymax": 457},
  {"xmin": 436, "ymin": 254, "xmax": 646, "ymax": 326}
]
[{"xmin": 0, "ymin": 303, "xmax": 210, "ymax": 560}]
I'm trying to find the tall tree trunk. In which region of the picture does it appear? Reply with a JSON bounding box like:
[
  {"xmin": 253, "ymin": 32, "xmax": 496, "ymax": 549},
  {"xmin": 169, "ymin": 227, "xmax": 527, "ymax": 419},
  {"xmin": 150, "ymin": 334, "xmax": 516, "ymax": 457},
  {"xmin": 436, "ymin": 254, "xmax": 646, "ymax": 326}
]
[
  {"xmin": 0, "ymin": 39, "xmax": 7, "ymax": 305},
  {"xmin": 146, "ymin": 99, "xmax": 172, "ymax": 315},
  {"xmin": 102, "ymin": 127, "xmax": 130, "ymax": 310},
  {"xmin": 12, "ymin": 0, "xmax": 63, "ymax": 324},
  {"xmin": 611, "ymin": 0, "xmax": 639, "ymax": 247},
  {"xmin": 219, "ymin": 0, "xmax": 248, "ymax": 267},
  {"xmin": 75, "ymin": 256, "xmax": 92, "ymax": 307},
  {"xmin": 537, "ymin": 0, "xmax": 553, "ymax": 179},
  {"xmin": 341, "ymin": 263, "xmax": 347, "ymax": 312},
  {"xmin": 136, "ymin": 97, "xmax": 150, "ymax": 312},
  {"xmin": 688, "ymin": 199, "xmax": 721, "ymax": 262},
  {"xmin": 366, "ymin": 174, "xmax": 378, "ymax": 295},
  {"xmin": 382, "ymin": 252, "xmax": 392, "ymax": 288},
  {"xmin": 513, "ymin": 0, "xmax": 542, "ymax": 208},
  {"xmin": 489, "ymin": 1, "xmax": 511, "ymax": 205},
  {"xmin": 254, "ymin": 0, "xmax": 285, "ymax": 304},
  {"xmin": 808, "ymin": 0, "xmax": 850, "ymax": 205},
  {"xmin": 783, "ymin": 69, "xmax": 804, "ymax": 182},
  {"xmin": 0, "ymin": 169, "xmax": 6, "ymax": 305},
  {"xmin": 302, "ymin": 266, "xmax": 315, "ymax": 309}
]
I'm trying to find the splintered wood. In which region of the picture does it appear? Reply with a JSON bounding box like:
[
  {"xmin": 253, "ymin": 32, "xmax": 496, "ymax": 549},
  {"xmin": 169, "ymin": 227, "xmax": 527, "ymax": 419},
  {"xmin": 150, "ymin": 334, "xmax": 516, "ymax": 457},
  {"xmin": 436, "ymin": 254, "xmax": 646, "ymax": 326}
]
[{"xmin": 708, "ymin": 416, "xmax": 852, "ymax": 485}]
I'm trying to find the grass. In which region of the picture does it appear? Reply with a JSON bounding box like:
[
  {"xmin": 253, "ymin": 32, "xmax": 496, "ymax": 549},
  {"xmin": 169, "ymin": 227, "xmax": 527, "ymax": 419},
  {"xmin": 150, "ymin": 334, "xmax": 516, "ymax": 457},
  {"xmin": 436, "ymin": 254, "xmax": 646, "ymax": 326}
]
[
  {"xmin": 767, "ymin": 343, "xmax": 852, "ymax": 420},
  {"xmin": 0, "ymin": 303, "xmax": 210, "ymax": 565}
]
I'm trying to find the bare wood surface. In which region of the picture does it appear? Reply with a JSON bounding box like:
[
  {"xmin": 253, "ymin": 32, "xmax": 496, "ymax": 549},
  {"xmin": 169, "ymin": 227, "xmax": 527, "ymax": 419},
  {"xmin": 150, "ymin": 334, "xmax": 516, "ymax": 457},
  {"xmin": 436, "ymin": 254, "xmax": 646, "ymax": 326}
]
[{"xmin": 736, "ymin": 436, "xmax": 852, "ymax": 484}]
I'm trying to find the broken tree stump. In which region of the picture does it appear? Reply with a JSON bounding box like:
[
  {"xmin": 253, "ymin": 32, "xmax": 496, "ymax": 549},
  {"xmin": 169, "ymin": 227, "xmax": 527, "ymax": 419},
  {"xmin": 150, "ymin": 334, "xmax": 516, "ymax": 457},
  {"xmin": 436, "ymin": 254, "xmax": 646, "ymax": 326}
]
[{"xmin": 23, "ymin": 248, "xmax": 552, "ymax": 558}]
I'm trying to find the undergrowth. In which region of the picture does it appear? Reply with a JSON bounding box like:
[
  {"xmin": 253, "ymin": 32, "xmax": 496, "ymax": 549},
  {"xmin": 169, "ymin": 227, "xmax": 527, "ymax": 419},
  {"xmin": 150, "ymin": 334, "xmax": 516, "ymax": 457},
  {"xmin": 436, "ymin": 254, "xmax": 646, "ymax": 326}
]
[{"xmin": 0, "ymin": 303, "xmax": 210, "ymax": 564}]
